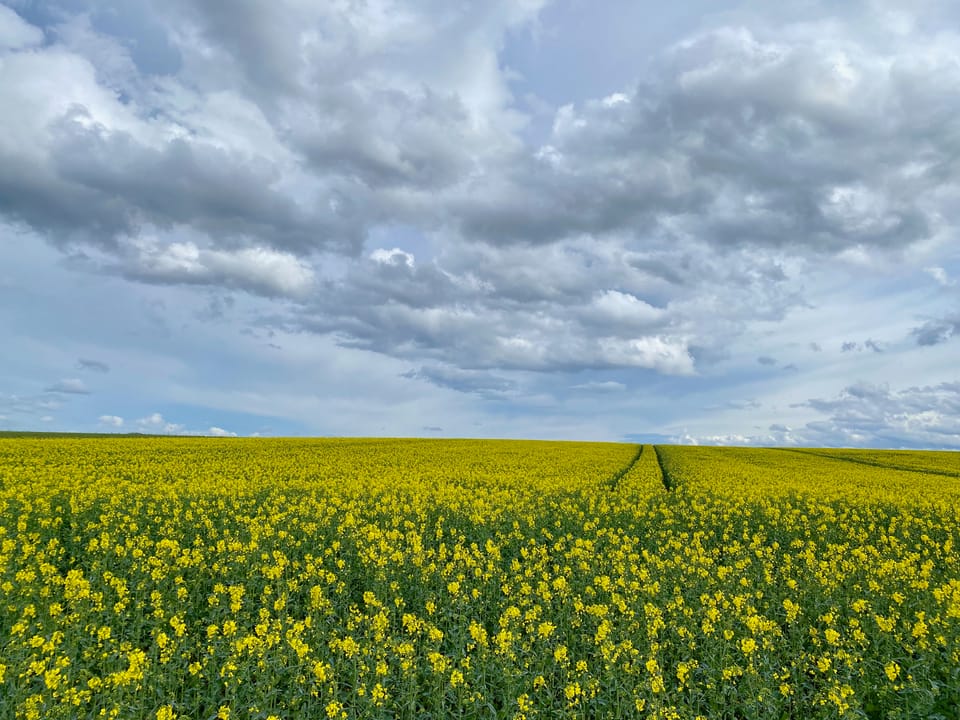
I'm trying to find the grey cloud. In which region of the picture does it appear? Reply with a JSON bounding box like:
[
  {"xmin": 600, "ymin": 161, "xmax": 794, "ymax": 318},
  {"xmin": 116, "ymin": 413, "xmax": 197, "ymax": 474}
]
[
  {"xmin": 49, "ymin": 117, "xmax": 364, "ymax": 254},
  {"xmin": 282, "ymin": 228, "xmax": 805, "ymax": 378},
  {"xmin": 864, "ymin": 338, "xmax": 883, "ymax": 353},
  {"xmin": 911, "ymin": 312, "xmax": 960, "ymax": 346},
  {"xmin": 195, "ymin": 294, "xmax": 236, "ymax": 322},
  {"xmin": 289, "ymin": 87, "xmax": 477, "ymax": 191},
  {"xmin": 78, "ymin": 358, "xmax": 110, "ymax": 373},
  {"xmin": 402, "ymin": 366, "xmax": 518, "ymax": 397},
  {"xmin": 292, "ymin": 246, "xmax": 697, "ymax": 375},
  {"xmin": 8, "ymin": 4, "xmax": 956, "ymax": 275},
  {"xmin": 4, "ymin": 1, "xmax": 960, "ymax": 389},
  {"xmin": 841, "ymin": 341, "xmax": 859, "ymax": 352},
  {"xmin": 757, "ymin": 356, "xmax": 777, "ymax": 366},
  {"xmin": 0, "ymin": 1, "xmax": 513, "ymax": 262},
  {"xmin": 809, "ymin": 342, "xmax": 822, "ymax": 352},
  {"xmin": 684, "ymin": 380, "xmax": 960, "ymax": 449},
  {"xmin": 450, "ymin": 22, "xmax": 956, "ymax": 252},
  {"xmin": 799, "ymin": 381, "xmax": 960, "ymax": 448}
]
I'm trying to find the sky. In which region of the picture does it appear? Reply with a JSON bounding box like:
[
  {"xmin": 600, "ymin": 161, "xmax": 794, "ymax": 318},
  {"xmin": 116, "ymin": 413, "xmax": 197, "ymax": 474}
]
[{"xmin": 1, "ymin": 0, "xmax": 959, "ymax": 448}]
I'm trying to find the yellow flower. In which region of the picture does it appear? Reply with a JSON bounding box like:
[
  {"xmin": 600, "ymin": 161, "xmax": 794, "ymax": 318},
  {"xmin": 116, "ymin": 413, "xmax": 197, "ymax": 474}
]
[
  {"xmin": 371, "ymin": 683, "xmax": 389, "ymax": 704},
  {"xmin": 155, "ymin": 706, "xmax": 176, "ymax": 720},
  {"xmin": 884, "ymin": 661, "xmax": 900, "ymax": 681},
  {"xmin": 313, "ymin": 661, "xmax": 330, "ymax": 683}
]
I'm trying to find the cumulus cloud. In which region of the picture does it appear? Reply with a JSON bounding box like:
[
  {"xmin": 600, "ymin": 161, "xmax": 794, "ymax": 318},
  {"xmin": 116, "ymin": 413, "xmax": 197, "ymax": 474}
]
[
  {"xmin": 677, "ymin": 381, "xmax": 960, "ymax": 449},
  {"xmin": 98, "ymin": 414, "xmax": 124, "ymax": 427},
  {"xmin": 116, "ymin": 238, "xmax": 315, "ymax": 298},
  {"xmin": 2, "ymin": 0, "xmax": 960, "ymax": 426},
  {"xmin": 0, "ymin": 4, "xmax": 44, "ymax": 50},
  {"xmin": 450, "ymin": 21, "xmax": 957, "ymax": 254},
  {"xmin": 45, "ymin": 378, "xmax": 90, "ymax": 394},
  {"xmin": 293, "ymin": 240, "xmax": 728, "ymax": 376},
  {"xmin": 136, "ymin": 412, "xmax": 185, "ymax": 434},
  {"xmin": 800, "ymin": 381, "xmax": 960, "ymax": 448},
  {"xmin": 207, "ymin": 426, "xmax": 237, "ymax": 437},
  {"xmin": 132, "ymin": 412, "xmax": 236, "ymax": 436}
]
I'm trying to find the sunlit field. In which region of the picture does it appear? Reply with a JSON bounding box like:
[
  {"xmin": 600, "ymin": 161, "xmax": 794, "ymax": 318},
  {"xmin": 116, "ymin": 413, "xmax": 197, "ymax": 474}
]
[{"xmin": 2, "ymin": 437, "xmax": 958, "ymax": 719}]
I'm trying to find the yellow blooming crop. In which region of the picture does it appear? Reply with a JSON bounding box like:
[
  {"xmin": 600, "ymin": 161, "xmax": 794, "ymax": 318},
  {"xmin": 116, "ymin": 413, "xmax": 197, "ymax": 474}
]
[{"xmin": 1, "ymin": 437, "xmax": 958, "ymax": 718}]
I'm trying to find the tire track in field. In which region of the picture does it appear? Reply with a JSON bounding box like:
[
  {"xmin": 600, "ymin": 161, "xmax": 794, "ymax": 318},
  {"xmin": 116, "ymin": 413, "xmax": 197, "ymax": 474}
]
[
  {"xmin": 652, "ymin": 445, "xmax": 674, "ymax": 492},
  {"xmin": 777, "ymin": 448, "xmax": 960, "ymax": 479},
  {"xmin": 603, "ymin": 444, "xmax": 644, "ymax": 491}
]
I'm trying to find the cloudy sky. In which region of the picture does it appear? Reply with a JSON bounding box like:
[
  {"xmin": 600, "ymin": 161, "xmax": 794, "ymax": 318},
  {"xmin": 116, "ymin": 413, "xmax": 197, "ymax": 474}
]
[{"xmin": 2, "ymin": 0, "xmax": 959, "ymax": 447}]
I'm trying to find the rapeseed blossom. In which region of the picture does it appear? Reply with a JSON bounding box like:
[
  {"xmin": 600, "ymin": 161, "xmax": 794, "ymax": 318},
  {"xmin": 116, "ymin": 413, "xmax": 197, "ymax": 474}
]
[{"xmin": 1, "ymin": 438, "xmax": 958, "ymax": 718}]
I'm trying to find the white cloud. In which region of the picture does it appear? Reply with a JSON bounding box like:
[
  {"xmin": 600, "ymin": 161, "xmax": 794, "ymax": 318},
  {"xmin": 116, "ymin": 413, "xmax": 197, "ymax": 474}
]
[
  {"xmin": 120, "ymin": 239, "xmax": 316, "ymax": 298},
  {"xmin": 136, "ymin": 412, "xmax": 185, "ymax": 434},
  {"xmin": 585, "ymin": 290, "xmax": 665, "ymax": 327},
  {"xmin": 0, "ymin": 5, "xmax": 44, "ymax": 51},
  {"xmin": 98, "ymin": 414, "xmax": 124, "ymax": 427},
  {"xmin": 925, "ymin": 266, "xmax": 954, "ymax": 286},
  {"xmin": 370, "ymin": 248, "xmax": 415, "ymax": 268},
  {"xmin": 570, "ymin": 381, "xmax": 627, "ymax": 393},
  {"xmin": 678, "ymin": 381, "xmax": 960, "ymax": 449},
  {"xmin": 800, "ymin": 381, "xmax": 960, "ymax": 448},
  {"xmin": 207, "ymin": 426, "xmax": 237, "ymax": 437},
  {"xmin": 46, "ymin": 378, "xmax": 90, "ymax": 394},
  {"xmin": 596, "ymin": 337, "xmax": 695, "ymax": 376}
]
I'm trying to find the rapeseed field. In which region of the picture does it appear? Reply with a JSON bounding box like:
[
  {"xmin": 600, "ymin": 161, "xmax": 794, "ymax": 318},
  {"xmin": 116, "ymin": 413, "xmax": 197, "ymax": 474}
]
[{"xmin": 1, "ymin": 437, "xmax": 958, "ymax": 719}]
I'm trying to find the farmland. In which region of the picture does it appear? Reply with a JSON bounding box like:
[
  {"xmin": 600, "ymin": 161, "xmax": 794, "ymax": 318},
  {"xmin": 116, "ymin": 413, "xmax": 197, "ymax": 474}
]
[{"xmin": 1, "ymin": 438, "xmax": 958, "ymax": 719}]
